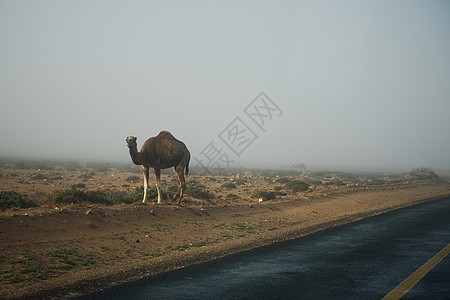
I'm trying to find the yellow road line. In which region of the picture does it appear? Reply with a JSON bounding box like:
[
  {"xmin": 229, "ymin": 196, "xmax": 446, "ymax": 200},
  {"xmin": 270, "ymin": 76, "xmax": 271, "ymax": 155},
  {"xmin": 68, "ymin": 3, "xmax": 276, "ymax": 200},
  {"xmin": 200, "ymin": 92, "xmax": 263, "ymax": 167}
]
[{"xmin": 382, "ymin": 243, "xmax": 450, "ymax": 300}]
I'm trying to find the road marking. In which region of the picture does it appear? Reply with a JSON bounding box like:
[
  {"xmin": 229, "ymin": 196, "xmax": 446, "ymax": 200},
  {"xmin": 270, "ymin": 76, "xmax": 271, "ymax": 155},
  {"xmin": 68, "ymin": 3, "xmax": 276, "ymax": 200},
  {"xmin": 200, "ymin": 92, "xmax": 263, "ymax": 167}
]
[{"xmin": 382, "ymin": 243, "xmax": 450, "ymax": 300}]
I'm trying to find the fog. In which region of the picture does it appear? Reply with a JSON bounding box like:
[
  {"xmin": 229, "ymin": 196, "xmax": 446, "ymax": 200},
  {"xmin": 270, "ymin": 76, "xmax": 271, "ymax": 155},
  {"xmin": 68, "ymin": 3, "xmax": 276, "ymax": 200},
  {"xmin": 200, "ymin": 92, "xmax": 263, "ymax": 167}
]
[{"xmin": 1, "ymin": 1, "xmax": 450, "ymax": 171}]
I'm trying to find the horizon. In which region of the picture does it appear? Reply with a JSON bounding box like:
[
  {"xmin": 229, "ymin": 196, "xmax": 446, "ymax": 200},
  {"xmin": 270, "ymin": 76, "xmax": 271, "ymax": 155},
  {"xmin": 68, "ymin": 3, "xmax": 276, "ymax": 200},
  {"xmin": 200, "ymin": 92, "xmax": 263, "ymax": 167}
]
[{"xmin": 1, "ymin": 155, "xmax": 448, "ymax": 176}]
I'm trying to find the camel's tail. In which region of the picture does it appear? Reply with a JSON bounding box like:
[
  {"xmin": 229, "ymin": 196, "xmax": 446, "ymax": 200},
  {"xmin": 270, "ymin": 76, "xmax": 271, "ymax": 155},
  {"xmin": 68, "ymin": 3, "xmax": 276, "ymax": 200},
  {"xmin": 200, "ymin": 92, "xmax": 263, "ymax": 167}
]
[{"xmin": 185, "ymin": 160, "xmax": 190, "ymax": 176}]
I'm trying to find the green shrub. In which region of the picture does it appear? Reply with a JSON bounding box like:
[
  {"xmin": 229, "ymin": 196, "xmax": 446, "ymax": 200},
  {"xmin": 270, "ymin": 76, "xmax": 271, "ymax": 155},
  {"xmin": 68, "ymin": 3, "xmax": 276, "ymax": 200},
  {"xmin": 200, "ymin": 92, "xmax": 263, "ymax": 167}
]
[
  {"xmin": 51, "ymin": 184, "xmax": 216, "ymax": 205},
  {"xmin": 186, "ymin": 185, "xmax": 215, "ymax": 200},
  {"xmin": 285, "ymin": 180, "xmax": 309, "ymax": 193},
  {"xmin": 53, "ymin": 189, "xmax": 87, "ymax": 204},
  {"xmin": 53, "ymin": 188, "xmax": 143, "ymax": 205},
  {"xmin": 85, "ymin": 191, "xmax": 112, "ymax": 205},
  {"xmin": 225, "ymin": 193, "xmax": 239, "ymax": 200},
  {"xmin": 221, "ymin": 182, "xmax": 237, "ymax": 189},
  {"xmin": 0, "ymin": 191, "xmax": 38, "ymax": 210},
  {"xmin": 114, "ymin": 188, "xmax": 142, "ymax": 204},
  {"xmin": 275, "ymin": 177, "xmax": 290, "ymax": 183}
]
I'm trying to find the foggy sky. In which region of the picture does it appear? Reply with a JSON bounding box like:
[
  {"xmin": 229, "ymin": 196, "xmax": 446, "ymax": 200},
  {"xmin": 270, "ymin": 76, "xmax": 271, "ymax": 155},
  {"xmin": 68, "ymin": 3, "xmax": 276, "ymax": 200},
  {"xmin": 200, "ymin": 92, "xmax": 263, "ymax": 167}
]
[{"xmin": 1, "ymin": 0, "xmax": 450, "ymax": 170}]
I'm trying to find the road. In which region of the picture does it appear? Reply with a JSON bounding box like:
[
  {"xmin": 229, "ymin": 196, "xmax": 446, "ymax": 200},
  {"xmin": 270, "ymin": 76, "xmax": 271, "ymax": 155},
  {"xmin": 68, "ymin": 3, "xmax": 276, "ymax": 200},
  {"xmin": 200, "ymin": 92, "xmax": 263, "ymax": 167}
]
[{"xmin": 78, "ymin": 196, "xmax": 450, "ymax": 299}]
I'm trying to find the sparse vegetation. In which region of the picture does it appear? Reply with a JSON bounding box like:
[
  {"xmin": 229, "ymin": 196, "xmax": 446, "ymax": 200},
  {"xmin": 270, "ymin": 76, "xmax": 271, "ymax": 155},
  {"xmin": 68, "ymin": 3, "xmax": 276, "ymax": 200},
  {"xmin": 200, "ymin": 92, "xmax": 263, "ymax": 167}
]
[
  {"xmin": 221, "ymin": 182, "xmax": 237, "ymax": 189},
  {"xmin": 186, "ymin": 184, "xmax": 215, "ymax": 200},
  {"xmin": 285, "ymin": 180, "xmax": 309, "ymax": 193},
  {"xmin": 29, "ymin": 173, "xmax": 49, "ymax": 180},
  {"xmin": 405, "ymin": 168, "xmax": 439, "ymax": 180},
  {"xmin": 52, "ymin": 189, "xmax": 87, "ymax": 204},
  {"xmin": 52, "ymin": 188, "xmax": 142, "ymax": 205},
  {"xmin": 125, "ymin": 175, "xmax": 141, "ymax": 182},
  {"xmin": 225, "ymin": 193, "xmax": 239, "ymax": 200},
  {"xmin": 71, "ymin": 183, "xmax": 86, "ymax": 189},
  {"xmin": 0, "ymin": 247, "xmax": 96, "ymax": 285},
  {"xmin": 0, "ymin": 191, "xmax": 38, "ymax": 210},
  {"xmin": 274, "ymin": 177, "xmax": 290, "ymax": 183},
  {"xmin": 253, "ymin": 191, "xmax": 278, "ymax": 200}
]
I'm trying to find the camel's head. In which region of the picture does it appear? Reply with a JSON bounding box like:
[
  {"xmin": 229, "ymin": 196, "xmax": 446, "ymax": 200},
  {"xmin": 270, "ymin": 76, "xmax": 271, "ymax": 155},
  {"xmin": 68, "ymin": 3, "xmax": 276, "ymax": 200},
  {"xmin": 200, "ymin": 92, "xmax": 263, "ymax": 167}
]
[{"xmin": 126, "ymin": 136, "xmax": 137, "ymax": 148}]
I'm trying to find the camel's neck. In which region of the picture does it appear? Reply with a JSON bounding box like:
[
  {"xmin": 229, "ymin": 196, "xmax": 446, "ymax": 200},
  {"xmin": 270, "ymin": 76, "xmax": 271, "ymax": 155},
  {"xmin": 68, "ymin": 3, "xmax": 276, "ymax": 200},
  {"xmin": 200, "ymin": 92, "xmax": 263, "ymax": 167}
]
[{"xmin": 128, "ymin": 146, "xmax": 146, "ymax": 166}]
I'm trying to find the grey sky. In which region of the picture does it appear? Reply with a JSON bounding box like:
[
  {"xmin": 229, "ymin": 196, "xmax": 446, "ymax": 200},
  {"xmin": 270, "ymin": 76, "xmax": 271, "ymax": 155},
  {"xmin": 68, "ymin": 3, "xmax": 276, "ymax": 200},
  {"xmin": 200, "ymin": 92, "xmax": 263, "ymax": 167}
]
[{"xmin": 1, "ymin": 0, "xmax": 449, "ymax": 170}]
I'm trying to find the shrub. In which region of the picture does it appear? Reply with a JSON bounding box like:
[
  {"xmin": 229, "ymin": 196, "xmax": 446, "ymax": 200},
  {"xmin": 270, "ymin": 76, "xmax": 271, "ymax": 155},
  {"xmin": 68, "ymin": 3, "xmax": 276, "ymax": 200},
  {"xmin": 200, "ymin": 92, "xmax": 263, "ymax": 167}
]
[
  {"xmin": 221, "ymin": 182, "xmax": 237, "ymax": 189},
  {"xmin": 186, "ymin": 185, "xmax": 215, "ymax": 200},
  {"xmin": 53, "ymin": 189, "xmax": 87, "ymax": 204},
  {"xmin": 225, "ymin": 193, "xmax": 239, "ymax": 200},
  {"xmin": 0, "ymin": 191, "xmax": 39, "ymax": 210},
  {"xmin": 85, "ymin": 191, "xmax": 112, "ymax": 205},
  {"xmin": 285, "ymin": 180, "xmax": 309, "ymax": 193},
  {"xmin": 51, "ymin": 184, "xmax": 216, "ymax": 205},
  {"xmin": 118, "ymin": 187, "xmax": 143, "ymax": 204},
  {"xmin": 53, "ymin": 188, "xmax": 143, "ymax": 205},
  {"xmin": 275, "ymin": 177, "xmax": 290, "ymax": 183}
]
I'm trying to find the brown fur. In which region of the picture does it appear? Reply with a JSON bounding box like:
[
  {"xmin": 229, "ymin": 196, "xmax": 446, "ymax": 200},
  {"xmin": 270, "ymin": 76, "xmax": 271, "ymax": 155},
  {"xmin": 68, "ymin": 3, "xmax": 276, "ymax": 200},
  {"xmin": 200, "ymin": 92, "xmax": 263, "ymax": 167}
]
[{"xmin": 126, "ymin": 131, "xmax": 190, "ymax": 205}]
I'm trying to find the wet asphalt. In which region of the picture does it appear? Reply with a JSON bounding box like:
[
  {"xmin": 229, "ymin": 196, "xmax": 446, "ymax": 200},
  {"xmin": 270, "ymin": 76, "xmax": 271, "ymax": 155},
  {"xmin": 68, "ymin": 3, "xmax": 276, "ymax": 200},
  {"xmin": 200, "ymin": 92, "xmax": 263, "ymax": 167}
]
[{"xmin": 78, "ymin": 196, "xmax": 450, "ymax": 300}]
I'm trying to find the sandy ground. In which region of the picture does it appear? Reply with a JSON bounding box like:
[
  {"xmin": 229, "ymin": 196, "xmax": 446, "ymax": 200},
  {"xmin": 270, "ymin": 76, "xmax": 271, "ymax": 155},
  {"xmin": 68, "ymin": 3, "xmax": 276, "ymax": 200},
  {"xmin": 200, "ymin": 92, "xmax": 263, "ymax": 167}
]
[{"xmin": 1, "ymin": 165, "xmax": 449, "ymax": 299}]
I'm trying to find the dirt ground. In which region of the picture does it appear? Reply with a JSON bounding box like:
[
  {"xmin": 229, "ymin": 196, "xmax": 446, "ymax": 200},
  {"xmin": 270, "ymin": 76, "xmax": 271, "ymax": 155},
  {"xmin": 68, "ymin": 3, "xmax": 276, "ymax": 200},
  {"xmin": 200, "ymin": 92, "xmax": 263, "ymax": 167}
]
[{"xmin": 1, "ymin": 163, "xmax": 449, "ymax": 299}]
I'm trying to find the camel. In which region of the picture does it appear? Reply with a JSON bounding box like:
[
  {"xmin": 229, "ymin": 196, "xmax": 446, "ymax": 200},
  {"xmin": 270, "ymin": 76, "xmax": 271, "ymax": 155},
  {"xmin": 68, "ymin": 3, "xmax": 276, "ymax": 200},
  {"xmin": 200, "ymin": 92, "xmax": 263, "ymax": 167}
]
[{"xmin": 126, "ymin": 131, "xmax": 190, "ymax": 205}]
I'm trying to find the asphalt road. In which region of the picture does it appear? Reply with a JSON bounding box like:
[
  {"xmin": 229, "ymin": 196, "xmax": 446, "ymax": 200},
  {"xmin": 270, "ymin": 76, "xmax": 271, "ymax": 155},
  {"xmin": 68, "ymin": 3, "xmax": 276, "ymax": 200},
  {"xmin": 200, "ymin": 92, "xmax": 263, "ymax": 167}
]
[{"xmin": 79, "ymin": 196, "xmax": 450, "ymax": 300}]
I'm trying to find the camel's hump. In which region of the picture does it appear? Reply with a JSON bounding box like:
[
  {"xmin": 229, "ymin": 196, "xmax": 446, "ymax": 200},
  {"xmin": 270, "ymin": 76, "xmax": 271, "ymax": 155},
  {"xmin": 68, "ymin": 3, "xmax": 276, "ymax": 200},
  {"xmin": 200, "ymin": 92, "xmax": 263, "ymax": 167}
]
[{"xmin": 158, "ymin": 130, "xmax": 173, "ymax": 137}]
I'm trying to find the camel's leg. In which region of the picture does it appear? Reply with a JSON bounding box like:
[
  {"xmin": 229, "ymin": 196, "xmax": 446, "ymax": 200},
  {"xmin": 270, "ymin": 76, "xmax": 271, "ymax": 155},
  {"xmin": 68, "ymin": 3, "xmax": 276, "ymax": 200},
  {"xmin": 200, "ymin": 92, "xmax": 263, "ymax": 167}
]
[
  {"xmin": 142, "ymin": 166, "xmax": 149, "ymax": 204},
  {"xmin": 172, "ymin": 168, "xmax": 181, "ymax": 201},
  {"xmin": 173, "ymin": 166, "xmax": 186, "ymax": 205},
  {"xmin": 154, "ymin": 168, "xmax": 162, "ymax": 204}
]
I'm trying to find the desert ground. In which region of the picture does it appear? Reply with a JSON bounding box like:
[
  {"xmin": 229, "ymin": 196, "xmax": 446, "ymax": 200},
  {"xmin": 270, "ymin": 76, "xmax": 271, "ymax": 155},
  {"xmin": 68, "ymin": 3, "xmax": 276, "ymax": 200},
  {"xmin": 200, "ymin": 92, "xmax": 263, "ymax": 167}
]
[{"xmin": 1, "ymin": 159, "xmax": 449, "ymax": 299}]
